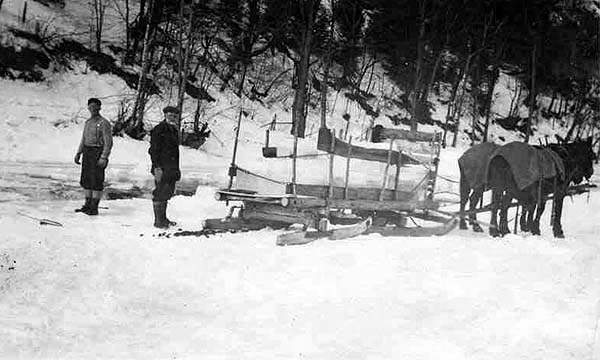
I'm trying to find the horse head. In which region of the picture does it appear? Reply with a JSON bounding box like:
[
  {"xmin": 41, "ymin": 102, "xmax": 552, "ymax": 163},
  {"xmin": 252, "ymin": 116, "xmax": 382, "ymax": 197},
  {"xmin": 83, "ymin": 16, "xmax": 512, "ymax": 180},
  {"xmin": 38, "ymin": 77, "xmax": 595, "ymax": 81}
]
[{"xmin": 563, "ymin": 137, "xmax": 595, "ymax": 184}]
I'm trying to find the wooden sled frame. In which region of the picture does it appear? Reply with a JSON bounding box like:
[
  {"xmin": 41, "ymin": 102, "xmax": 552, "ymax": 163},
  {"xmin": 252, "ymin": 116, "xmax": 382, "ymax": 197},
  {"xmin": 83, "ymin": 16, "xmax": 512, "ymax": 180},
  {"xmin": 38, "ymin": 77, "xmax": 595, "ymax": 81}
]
[{"xmin": 205, "ymin": 125, "xmax": 455, "ymax": 245}]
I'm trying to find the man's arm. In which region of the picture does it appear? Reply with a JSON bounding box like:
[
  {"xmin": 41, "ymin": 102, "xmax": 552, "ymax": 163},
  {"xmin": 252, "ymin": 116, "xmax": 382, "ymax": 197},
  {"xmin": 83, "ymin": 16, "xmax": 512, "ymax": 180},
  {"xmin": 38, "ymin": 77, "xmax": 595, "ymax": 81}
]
[
  {"xmin": 100, "ymin": 119, "xmax": 113, "ymax": 159},
  {"xmin": 74, "ymin": 121, "xmax": 86, "ymax": 164},
  {"xmin": 149, "ymin": 126, "xmax": 162, "ymax": 170}
]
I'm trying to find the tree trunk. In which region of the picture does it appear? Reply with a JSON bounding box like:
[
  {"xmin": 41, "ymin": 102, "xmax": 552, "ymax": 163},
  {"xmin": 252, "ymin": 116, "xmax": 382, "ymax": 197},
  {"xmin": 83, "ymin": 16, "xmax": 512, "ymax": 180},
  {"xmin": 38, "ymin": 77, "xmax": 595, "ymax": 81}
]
[
  {"xmin": 125, "ymin": 0, "xmax": 130, "ymax": 54},
  {"xmin": 410, "ymin": 0, "xmax": 427, "ymax": 133},
  {"xmin": 425, "ymin": 49, "xmax": 442, "ymax": 97},
  {"xmin": 130, "ymin": 0, "xmax": 155, "ymax": 131},
  {"xmin": 451, "ymin": 59, "xmax": 471, "ymax": 148},
  {"xmin": 21, "ymin": 1, "xmax": 27, "ymax": 23},
  {"xmin": 320, "ymin": 0, "xmax": 335, "ymax": 130},
  {"xmin": 93, "ymin": 0, "xmax": 106, "ymax": 53},
  {"xmin": 291, "ymin": 0, "xmax": 319, "ymax": 138},
  {"xmin": 508, "ymin": 78, "xmax": 520, "ymax": 118},
  {"xmin": 470, "ymin": 55, "xmax": 482, "ymax": 145},
  {"xmin": 482, "ymin": 66, "xmax": 499, "ymax": 142},
  {"xmin": 442, "ymin": 65, "xmax": 464, "ymax": 147},
  {"xmin": 129, "ymin": 0, "xmax": 147, "ymax": 61},
  {"xmin": 525, "ymin": 40, "xmax": 537, "ymax": 143},
  {"xmin": 565, "ymin": 98, "xmax": 584, "ymax": 141},
  {"xmin": 176, "ymin": 0, "xmax": 194, "ymax": 141}
]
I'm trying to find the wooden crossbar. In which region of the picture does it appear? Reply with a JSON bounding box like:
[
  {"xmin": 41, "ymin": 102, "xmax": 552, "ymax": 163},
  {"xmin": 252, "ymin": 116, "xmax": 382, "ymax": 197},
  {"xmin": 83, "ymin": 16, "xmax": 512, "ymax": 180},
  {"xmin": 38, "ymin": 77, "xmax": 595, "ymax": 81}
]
[
  {"xmin": 375, "ymin": 127, "xmax": 439, "ymax": 143},
  {"xmin": 286, "ymin": 183, "xmax": 414, "ymax": 202},
  {"xmin": 317, "ymin": 128, "xmax": 419, "ymax": 166}
]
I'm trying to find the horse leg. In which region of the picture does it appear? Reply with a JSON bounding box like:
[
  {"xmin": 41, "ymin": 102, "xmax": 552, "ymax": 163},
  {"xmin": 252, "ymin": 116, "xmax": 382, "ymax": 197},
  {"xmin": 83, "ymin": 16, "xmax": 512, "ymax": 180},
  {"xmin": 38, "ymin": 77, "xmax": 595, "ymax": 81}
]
[
  {"xmin": 532, "ymin": 198, "xmax": 546, "ymax": 236},
  {"xmin": 499, "ymin": 193, "xmax": 511, "ymax": 235},
  {"xmin": 459, "ymin": 170, "xmax": 469, "ymax": 230},
  {"xmin": 519, "ymin": 205, "xmax": 530, "ymax": 232},
  {"xmin": 469, "ymin": 189, "xmax": 484, "ymax": 232},
  {"xmin": 552, "ymin": 193, "xmax": 565, "ymax": 238},
  {"xmin": 520, "ymin": 203, "xmax": 535, "ymax": 232},
  {"xmin": 489, "ymin": 189, "xmax": 501, "ymax": 237}
]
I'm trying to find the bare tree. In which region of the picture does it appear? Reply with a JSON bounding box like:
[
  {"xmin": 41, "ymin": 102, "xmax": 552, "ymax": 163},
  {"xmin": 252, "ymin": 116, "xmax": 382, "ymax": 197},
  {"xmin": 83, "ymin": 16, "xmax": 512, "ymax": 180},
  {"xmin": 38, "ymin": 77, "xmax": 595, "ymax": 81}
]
[
  {"xmin": 291, "ymin": 0, "xmax": 320, "ymax": 138},
  {"xmin": 110, "ymin": 0, "xmax": 131, "ymax": 54},
  {"xmin": 176, "ymin": 0, "xmax": 195, "ymax": 139},
  {"xmin": 126, "ymin": 0, "xmax": 155, "ymax": 137},
  {"xmin": 91, "ymin": 0, "xmax": 107, "ymax": 53}
]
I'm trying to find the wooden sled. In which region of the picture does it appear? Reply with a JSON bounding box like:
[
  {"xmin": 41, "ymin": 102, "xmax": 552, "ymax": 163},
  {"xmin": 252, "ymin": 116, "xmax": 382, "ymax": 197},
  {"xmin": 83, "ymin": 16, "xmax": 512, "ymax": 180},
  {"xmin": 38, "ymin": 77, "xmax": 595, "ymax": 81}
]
[{"xmin": 205, "ymin": 124, "xmax": 455, "ymax": 245}]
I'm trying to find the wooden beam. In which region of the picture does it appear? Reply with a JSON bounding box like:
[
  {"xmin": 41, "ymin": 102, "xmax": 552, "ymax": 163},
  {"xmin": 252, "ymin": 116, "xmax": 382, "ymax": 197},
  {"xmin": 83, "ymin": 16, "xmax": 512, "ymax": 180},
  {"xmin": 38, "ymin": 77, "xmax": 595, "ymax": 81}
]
[
  {"xmin": 318, "ymin": 128, "xmax": 419, "ymax": 166},
  {"xmin": 380, "ymin": 139, "xmax": 395, "ymax": 201},
  {"xmin": 287, "ymin": 183, "xmax": 414, "ymax": 202},
  {"xmin": 377, "ymin": 127, "xmax": 439, "ymax": 143},
  {"xmin": 325, "ymin": 198, "xmax": 439, "ymax": 211}
]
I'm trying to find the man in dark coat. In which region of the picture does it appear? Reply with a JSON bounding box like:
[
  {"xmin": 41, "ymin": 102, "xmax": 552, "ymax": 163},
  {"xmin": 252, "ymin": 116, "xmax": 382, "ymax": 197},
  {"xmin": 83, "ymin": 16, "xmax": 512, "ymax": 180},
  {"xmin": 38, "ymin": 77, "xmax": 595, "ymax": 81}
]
[
  {"xmin": 74, "ymin": 97, "xmax": 113, "ymax": 215},
  {"xmin": 149, "ymin": 106, "xmax": 181, "ymax": 228}
]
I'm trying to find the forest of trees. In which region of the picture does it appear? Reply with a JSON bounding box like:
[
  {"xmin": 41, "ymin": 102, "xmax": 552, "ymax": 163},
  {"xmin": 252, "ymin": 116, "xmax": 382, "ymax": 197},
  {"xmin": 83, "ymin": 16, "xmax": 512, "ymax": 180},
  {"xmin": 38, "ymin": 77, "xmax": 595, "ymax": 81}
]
[{"xmin": 73, "ymin": 0, "xmax": 599, "ymax": 147}]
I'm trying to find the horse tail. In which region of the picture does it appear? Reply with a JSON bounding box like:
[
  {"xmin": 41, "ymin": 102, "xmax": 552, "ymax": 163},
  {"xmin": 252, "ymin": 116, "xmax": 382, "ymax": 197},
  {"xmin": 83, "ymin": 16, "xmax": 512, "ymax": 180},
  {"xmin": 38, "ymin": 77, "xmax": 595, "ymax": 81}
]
[{"xmin": 458, "ymin": 162, "xmax": 469, "ymax": 213}]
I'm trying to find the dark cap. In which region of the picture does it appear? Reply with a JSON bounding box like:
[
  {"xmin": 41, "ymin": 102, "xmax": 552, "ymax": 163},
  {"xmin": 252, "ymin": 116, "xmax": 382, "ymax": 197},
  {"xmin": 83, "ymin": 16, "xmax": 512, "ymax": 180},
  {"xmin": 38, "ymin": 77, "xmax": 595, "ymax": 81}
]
[
  {"xmin": 88, "ymin": 98, "xmax": 101, "ymax": 106},
  {"xmin": 163, "ymin": 106, "xmax": 179, "ymax": 114}
]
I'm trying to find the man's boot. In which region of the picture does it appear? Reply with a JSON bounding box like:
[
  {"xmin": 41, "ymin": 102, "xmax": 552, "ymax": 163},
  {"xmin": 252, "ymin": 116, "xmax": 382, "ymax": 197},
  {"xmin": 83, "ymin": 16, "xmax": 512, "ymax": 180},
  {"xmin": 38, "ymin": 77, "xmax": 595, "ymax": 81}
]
[
  {"xmin": 164, "ymin": 201, "xmax": 177, "ymax": 226},
  {"xmin": 75, "ymin": 197, "xmax": 92, "ymax": 213},
  {"xmin": 153, "ymin": 201, "xmax": 169, "ymax": 228},
  {"xmin": 86, "ymin": 198, "xmax": 99, "ymax": 215}
]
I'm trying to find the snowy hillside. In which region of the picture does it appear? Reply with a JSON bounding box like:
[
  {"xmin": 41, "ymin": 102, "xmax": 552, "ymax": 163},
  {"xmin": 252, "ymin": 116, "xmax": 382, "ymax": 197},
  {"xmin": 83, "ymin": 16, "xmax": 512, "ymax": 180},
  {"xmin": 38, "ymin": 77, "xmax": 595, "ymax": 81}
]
[{"xmin": 1, "ymin": 0, "xmax": 600, "ymax": 359}]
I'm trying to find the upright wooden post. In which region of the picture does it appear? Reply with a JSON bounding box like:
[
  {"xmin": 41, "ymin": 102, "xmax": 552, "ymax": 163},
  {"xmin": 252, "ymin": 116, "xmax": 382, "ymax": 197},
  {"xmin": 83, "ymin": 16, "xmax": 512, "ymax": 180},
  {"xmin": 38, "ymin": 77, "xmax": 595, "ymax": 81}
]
[
  {"xmin": 394, "ymin": 149, "xmax": 402, "ymax": 200},
  {"xmin": 379, "ymin": 138, "xmax": 395, "ymax": 201},
  {"xmin": 344, "ymin": 136, "xmax": 353, "ymax": 199},
  {"xmin": 228, "ymin": 67, "xmax": 248, "ymax": 189},
  {"xmin": 328, "ymin": 129, "xmax": 336, "ymax": 199}
]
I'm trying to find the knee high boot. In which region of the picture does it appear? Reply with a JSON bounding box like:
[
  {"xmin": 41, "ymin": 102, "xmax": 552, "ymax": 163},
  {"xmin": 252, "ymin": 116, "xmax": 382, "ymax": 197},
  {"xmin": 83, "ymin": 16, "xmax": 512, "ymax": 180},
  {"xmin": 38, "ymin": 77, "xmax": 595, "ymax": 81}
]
[
  {"xmin": 153, "ymin": 201, "xmax": 169, "ymax": 228},
  {"xmin": 164, "ymin": 201, "xmax": 176, "ymax": 226},
  {"xmin": 86, "ymin": 198, "xmax": 100, "ymax": 215},
  {"xmin": 75, "ymin": 197, "xmax": 92, "ymax": 213}
]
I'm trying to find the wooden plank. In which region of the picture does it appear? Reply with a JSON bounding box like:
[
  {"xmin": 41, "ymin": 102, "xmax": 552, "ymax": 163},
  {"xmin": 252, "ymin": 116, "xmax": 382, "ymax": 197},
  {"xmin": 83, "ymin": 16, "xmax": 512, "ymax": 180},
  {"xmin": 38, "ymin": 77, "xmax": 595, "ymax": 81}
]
[
  {"xmin": 216, "ymin": 190, "xmax": 292, "ymax": 205},
  {"xmin": 277, "ymin": 193, "xmax": 437, "ymax": 212},
  {"xmin": 317, "ymin": 128, "xmax": 419, "ymax": 166},
  {"xmin": 288, "ymin": 183, "xmax": 414, "ymax": 202},
  {"xmin": 378, "ymin": 127, "xmax": 439, "ymax": 143},
  {"xmin": 243, "ymin": 209, "xmax": 308, "ymax": 225},
  {"xmin": 325, "ymin": 198, "xmax": 439, "ymax": 211},
  {"xmin": 242, "ymin": 203, "xmax": 312, "ymax": 225}
]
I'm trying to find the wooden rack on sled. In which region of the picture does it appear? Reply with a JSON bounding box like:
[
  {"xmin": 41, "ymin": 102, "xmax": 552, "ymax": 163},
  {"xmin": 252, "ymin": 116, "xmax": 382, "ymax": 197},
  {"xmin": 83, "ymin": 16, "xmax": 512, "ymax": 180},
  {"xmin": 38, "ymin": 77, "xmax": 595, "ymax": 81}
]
[{"xmin": 203, "ymin": 124, "xmax": 458, "ymax": 245}]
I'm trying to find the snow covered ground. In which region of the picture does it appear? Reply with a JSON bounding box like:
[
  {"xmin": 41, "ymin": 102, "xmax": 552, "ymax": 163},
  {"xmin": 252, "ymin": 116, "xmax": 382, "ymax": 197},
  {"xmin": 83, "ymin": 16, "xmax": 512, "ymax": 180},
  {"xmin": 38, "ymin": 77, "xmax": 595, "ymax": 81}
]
[{"xmin": 1, "ymin": 70, "xmax": 600, "ymax": 359}]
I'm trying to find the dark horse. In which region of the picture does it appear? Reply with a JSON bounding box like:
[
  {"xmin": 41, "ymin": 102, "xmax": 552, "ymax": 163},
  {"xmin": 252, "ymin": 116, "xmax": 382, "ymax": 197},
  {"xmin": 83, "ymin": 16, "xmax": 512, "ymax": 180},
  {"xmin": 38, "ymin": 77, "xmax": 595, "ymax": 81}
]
[
  {"xmin": 486, "ymin": 137, "xmax": 595, "ymax": 238},
  {"xmin": 458, "ymin": 142, "xmax": 500, "ymax": 232}
]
